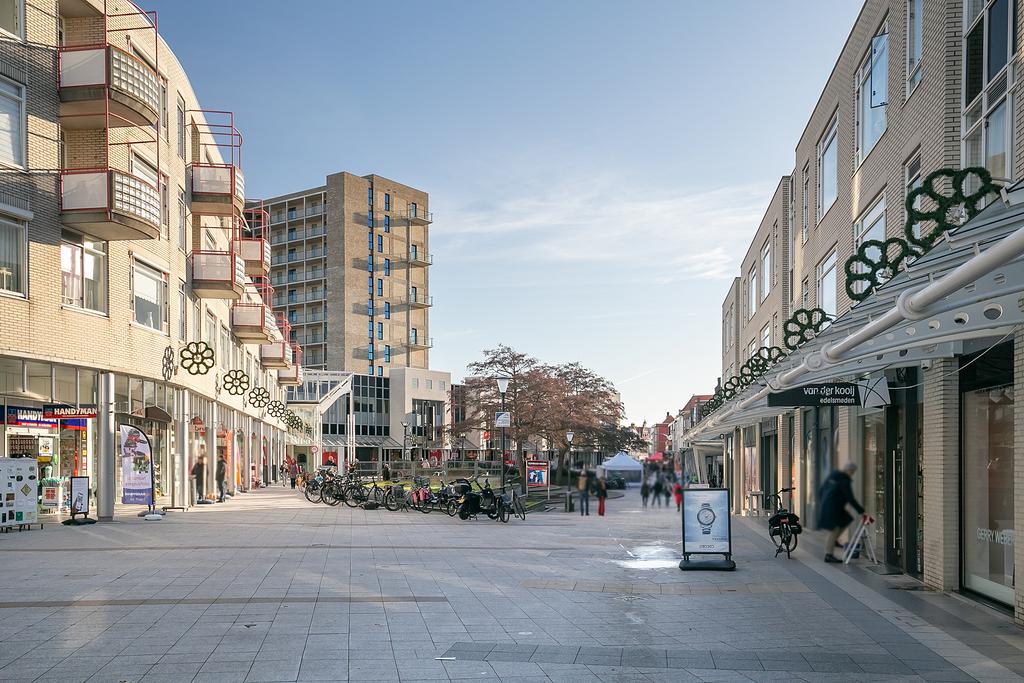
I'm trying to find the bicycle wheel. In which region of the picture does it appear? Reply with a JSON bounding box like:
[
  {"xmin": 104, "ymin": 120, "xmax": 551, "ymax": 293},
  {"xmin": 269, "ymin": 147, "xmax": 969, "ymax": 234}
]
[
  {"xmin": 514, "ymin": 497, "xmax": 526, "ymax": 520},
  {"xmin": 344, "ymin": 484, "xmax": 364, "ymax": 507},
  {"xmin": 371, "ymin": 485, "xmax": 384, "ymax": 504},
  {"xmin": 383, "ymin": 490, "xmax": 400, "ymax": 512},
  {"xmin": 304, "ymin": 484, "xmax": 322, "ymax": 504},
  {"xmin": 446, "ymin": 500, "xmax": 459, "ymax": 517},
  {"xmin": 419, "ymin": 495, "xmax": 433, "ymax": 514},
  {"xmin": 323, "ymin": 485, "xmax": 342, "ymax": 506},
  {"xmin": 784, "ymin": 527, "xmax": 798, "ymax": 552}
]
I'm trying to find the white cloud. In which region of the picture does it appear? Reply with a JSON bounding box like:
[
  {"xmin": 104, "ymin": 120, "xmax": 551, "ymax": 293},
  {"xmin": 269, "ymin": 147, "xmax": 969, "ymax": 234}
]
[{"xmin": 435, "ymin": 174, "xmax": 772, "ymax": 282}]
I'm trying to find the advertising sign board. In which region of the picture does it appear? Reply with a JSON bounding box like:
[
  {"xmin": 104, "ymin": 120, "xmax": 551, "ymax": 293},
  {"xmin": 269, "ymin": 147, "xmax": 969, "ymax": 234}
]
[
  {"xmin": 680, "ymin": 487, "xmax": 735, "ymax": 570},
  {"xmin": 119, "ymin": 425, "xmax": 154, "ymax": 506},
  {"xmin": 70, "ymin": 476, "xmax": 89, "ymax": 517},
  {"xmin": 495, "ymin": 412, "xmax": 511, "ymax": 428},
  {"xmin": 526, "ymin": 460, "xmax": 548, "ymax": 487}
]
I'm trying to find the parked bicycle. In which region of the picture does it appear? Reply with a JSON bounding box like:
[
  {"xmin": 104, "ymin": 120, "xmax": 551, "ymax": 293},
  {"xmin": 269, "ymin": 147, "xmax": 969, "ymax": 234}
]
[{"xmin": 764, "ymin": 487, "xmax": 801, "ymax": 558}]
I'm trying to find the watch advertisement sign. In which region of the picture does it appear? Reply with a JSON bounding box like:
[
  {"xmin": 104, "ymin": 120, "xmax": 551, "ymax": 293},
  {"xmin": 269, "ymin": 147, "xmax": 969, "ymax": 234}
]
[
  {"xmin": 681, "ymin": 488, "xmax": 731, "ymax": 554},
  {"xmin": 119, "ymin": 425, "xmax": 154, "ymax": 506}
]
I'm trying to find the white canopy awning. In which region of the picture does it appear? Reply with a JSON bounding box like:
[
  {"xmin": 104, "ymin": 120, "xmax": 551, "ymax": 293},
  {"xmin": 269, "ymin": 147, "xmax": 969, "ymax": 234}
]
[
  {"xmin": 688, "ymin": 181, "xmax": 1024, "ymax": 440},
  {"xmin": 600, "ymin": 452, "xmax": 644, "ymax": 471}
]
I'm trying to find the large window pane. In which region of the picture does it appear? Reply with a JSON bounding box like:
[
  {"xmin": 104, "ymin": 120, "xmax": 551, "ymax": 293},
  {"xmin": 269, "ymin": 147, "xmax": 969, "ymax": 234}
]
[
  {"xmin": 0, "ymin": 357, "xmax": 22, "ymax": 395},
  {"xmin": 0, "ymin": 218, "xmax": 25, "ymax": 295},
  {"xmin": 988, "ymin": 0, "xmax": 1009, "ymax": 80},
  {"xmin": 0, "ymin": 77, "xmax": 24, "ymax": 166},
  {"xmin": 819, "ymin": 122, "xmax": 838, "ymax": 215},
  {"xmin": 54, "ymin": 365, "xmax": 76, "ymax": 404},
  {"xmin": 984, "ymin": 99, "xmax": 1008, "ymax": 178},
  {"xmin": 0, "ymin": 0, "xmax": 20, "ymax": 38},
  {"xmin": 962, "ymin": 384, "xmax": 1014, "ymax": 604},
  {"xmin": 26, "ymin": 361, "xmax": 51, "ymax": 400},
  {"xmin": 965, "ymin": 23, "xmax": 984, "ymax": 105},
  {"xmin": 133, "ymin": 261, "xmax": 165, "ymax": 331},
  {"xmin": 818, "ymin": 252, "xmax": 837, "ymax": 316}
]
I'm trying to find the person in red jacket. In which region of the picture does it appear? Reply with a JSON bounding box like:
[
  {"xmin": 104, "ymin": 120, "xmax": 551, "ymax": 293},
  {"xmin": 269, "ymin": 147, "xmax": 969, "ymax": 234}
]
[{"xmin": 673, "ymin": 480, "xmax": 683, "ymax": 512}]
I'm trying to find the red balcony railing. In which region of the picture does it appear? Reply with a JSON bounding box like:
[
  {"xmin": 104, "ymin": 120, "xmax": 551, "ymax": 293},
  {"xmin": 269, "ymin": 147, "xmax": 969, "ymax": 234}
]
[
  {"xmin": 58, "ymin": 44, "xmax": 160, "ymax": 129},
  {"xmin": 59, "ymin": 168, "xmax": 161, "ymax": 241},
  {"xmin": 189, "ymin": 250, "xmax": 246, "ymax": 299}
]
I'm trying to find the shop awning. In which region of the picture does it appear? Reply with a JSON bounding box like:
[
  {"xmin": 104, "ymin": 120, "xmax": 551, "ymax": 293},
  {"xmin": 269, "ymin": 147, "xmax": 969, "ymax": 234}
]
[{"xmin": 688, "ymin": 181, "xmax": 1024, "ymax": 440}]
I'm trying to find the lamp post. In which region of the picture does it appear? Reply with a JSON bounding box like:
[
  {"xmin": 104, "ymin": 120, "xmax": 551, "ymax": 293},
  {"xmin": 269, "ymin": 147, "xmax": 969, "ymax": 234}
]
[
  {"xmin": 566, "ymin": 430, "xmax": 574, "ymax": 486},
  {"xmin": 496, "ymin": 376, "xmax": 510, "ymax": 492},
  {"xmin": 401, "ymin": 420, "xmax": 409, "ymax": 467}
]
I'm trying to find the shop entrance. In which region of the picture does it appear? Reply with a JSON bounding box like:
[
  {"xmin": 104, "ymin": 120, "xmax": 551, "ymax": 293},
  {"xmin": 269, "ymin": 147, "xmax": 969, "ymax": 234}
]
[{"xmin": 759, "ymin": 419, "xmax": 777, "ymax": 502}]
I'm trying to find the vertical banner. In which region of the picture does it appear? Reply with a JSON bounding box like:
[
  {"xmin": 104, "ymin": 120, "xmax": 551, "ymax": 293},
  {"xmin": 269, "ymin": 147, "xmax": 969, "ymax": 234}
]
[{"xmin": 119, "ymin": 425, "xmax": 154, "ymax": 506}]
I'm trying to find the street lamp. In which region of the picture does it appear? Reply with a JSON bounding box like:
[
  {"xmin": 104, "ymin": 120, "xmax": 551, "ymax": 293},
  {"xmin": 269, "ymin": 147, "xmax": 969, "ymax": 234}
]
[
  {"xmin": 566, "ymin": 430, "xmax": 574, "ymax": 486},
  {"xmin": 401, "ymin": 420, "xmax": 409, "ymax": 467},
  {"xmin": 496, "ymin": 376, "xmax": 510, "ymax": 492}
]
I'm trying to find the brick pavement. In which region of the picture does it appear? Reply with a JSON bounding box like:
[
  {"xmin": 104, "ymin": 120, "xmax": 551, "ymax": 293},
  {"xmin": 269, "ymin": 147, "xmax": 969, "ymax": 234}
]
[{"xmin": 0, "ymin": 486, "xmax": 1019, "ymax": 682}]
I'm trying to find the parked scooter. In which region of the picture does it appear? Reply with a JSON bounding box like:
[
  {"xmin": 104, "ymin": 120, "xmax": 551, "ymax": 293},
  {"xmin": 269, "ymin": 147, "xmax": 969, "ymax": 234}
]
[{"xmin": 457, "ymin": 477, "xmax": 500, "ymax": 520}]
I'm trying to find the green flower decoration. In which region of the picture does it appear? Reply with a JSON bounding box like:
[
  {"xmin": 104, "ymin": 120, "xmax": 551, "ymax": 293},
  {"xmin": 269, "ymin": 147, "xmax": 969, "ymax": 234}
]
[
  {"xmin": 844, "ymin": 238, "xmax": 913, "ymax": 302},
  {"xmin": 248, "ymin": 386, "xmax": 270, "ymax": 408},
  {"xmin": 783, "ymin": 308, "xmax": 829, "ymax": 351},
  {"xmin": 180, "ymin": 342, "xmax": 215, "ymax": 376},
  {"xmin": 904, "ymin": 167, "xmax": 998, "ymax": 253},
  {"xmin": 223, "ymin": 369, "xmax": 250, "ymax": 396}
]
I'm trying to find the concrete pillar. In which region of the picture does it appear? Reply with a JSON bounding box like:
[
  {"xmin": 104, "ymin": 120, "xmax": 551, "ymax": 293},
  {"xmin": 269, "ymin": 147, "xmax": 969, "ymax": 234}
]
[
  {"xmin": 205, "ymin": 402, "xmax": 217, "ymax": 500},
  {"xmin": 97, "ymin": 372, "xmax": 115, "ymax": 521},
  {"xmin": 174, "ymin": 390, "xmax": 189, "ymax": 509},
  {"xmin": 778, "ymin": 412, "xmax": 793, "ymax": 497},
  {"xmin": 1014, "ymin": 331, "xmax": 1024, "ymax": 625},
  {"xmin": 242, "ymin": 416, "xmax": 250, "ymax": 492},
  {"xmin": 922, "ymin": 358, "xmax": 959, "ymax": 592}
]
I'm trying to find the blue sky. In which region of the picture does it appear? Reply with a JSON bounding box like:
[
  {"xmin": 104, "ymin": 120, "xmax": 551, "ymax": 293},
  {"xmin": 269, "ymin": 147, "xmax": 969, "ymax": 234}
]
[{"xmin": 158, "ymin": 1, "xmax": 862, "ymax": 425}]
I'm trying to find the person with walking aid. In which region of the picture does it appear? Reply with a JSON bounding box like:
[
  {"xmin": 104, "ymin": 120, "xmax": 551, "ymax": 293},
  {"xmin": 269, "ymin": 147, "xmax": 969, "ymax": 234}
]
[
  {"xmin": 216, "ymin": 454, "xmax": 227, "ymax": 502},
  {"xmin": 577, "ymin": 470, "xmax": 591, "ymax": 516},
  {"xmin": 818, "ymin": 462, "xmax": 867, "ymax": 563}
]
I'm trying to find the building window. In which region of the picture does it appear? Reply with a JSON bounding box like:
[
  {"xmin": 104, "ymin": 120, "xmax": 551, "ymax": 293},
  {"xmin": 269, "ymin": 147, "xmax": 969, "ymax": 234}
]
[
  {"xmin": 160, "ymin": 81, "xmax": 169, "ymax": 142},
  {"xmin": 176, "ymin": 94, "xmax": 185, "ymax": 160},
  {"xmin": 384, "ymin": 258, "xmax": 390, "ymax": 276},
  {"xmin": 905, "ymin": 153, "xmax": 922, "ymax": 237},
  {"xmin": 817, "ymin": 250, "xmax": 838, "ymax": 317},
  {"xmin": 852, "ymin": 195, "xmax": 887, "ymax": 295},
  {"xmin": 177, "ymin": 281, "xmax": 186, "ymax": 340},
  {"xmin": 377, "ymin": 322, "xmax": 383, "ymax": 340},
  {"xmin": 801, "ymin": 164, "xmax": 810, "ymax": 242},
  {"xmin": 368, "ymin": 210, "xmax": 373, "ymax": 228},
  {"xmin": 61, "ymin": 233, "xmax": 107, "ymax": 313},
  {"xmin": 760, "ymin": 324, "xmax": 770, "ymax": 349},
  {"xmin": 368, "ymin": 299, "xmax": 374, "ymax": 317},
  {"xmin": 368, "ymin": 320, "xmax": 373, "ymax": 338},
  {"xmin": 368, "ymin": 232, "xmax": 373, "ymax": 250},
  {"xmin": 0, "ymin": 0, "xmax": 23, "ymax": 39},
  {"xmin": 377, "ymin": 234, "xmax": 383, "ymax": 252},
  {"xmin": 367, "ymin": 276, "xmax": 373, "ymax": 294},
  {"xmin": 367, "ymin": 255, "xmax": 373, "ymax": 273},
  {"xmin": 367, "ymin": 187, "xmax": 373, "ymax": 205},
  {"xmin": 384, "ymin": 302, "xmax": 390, "ymax": 319},
  {"xmin": 192, "ymin": 300, "xmax": 201, "ymax": 343},
  {"xmin": 384, "ymin": 193, "xmax": 391, "ymax": 211},
  {"xmin": 0, "ymin": 217, "xmax": 26, "ymax": 295},
  {"xmin": 377, "ymin": 366, "xmax": 383, "ymax": 376},
  {"xmin": 377, "ymin": 279, "xmax": 383, "ymax": 296},
  {"xmin": 856, "ymin": 28, "xmax": 888, "ymax": 165},
  {"xmin": 964, "ymin": 0, "xmax": 1014, "ymax": 193},
  {"xmin": 177, "ymin": 187, "xmax": 187, "ymax": 251},
  {"xmin": 760, "ymin": 240, "xmax": 771, "ymax": 300},
  {"xmin": 384, "ymin": 345, "xmax": 391, "ymax": 362},
  {"xmin": 412, "ymin": 377, "xmax": 419, "ymax": 389},
  {"xmin": 801, "ymin": 277, "xmax": 810, "ymax": 309},
  {"xmin": 411, "ymin": 328, "xmax": 418, "ymax": 344},
  {"xmin": 426, "ymin": 379, "xmax": 433, "ymax": 390},
  {"xmin": 747, "ymin": 267, "xmax": 757, "ymax": 319},
  {"xmin": 161, "ymin": 175, "xmax": 170, "ymax": 236},
  {"xmin": 368, "ymin": 342, "xmax": 374, "ymax": 361},
  {"xmin": 132, "ymin": 260, "xmax": 168, "ymax": 332},
  {"xmin": 0, "ymin": 76, "xmax": 25, "ymax": 167},
  {"xmin": 748, "ymin": 340, "xmax": 757, "ymax": 360},
  {"xmin": 384, "ymin": 215, "xmax": 390, "ymax": 233},
  {"xmin": 817, "ymin": 116, "xmax": 838, "ymax": 220},
  {"xmin": 907, "ymin": 0, "xmax": 923, "ymax": 94}
]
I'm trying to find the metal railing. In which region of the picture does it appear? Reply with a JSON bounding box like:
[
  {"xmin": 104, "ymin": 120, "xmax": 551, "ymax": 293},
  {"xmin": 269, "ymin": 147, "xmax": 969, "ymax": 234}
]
[
  {"xmin": 189, "ymin": 250, "xmax": 246, "ymax": 288},
  {"xmin": 402, "ymin": 292, "xmax": 433, "ymax": 307},
  {"xmin": 58, "ymin": 44, "xmax": 160, "ymax": 115},
  {"xmin": 60, "ymin": 169, "xmax": 161, "ymax": 229}
]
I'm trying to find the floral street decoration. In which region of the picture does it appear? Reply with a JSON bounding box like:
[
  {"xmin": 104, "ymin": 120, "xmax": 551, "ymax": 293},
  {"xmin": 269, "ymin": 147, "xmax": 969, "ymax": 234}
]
[
  {"xmin": 223, "ymin": 370, "xmax": 250, "ymax": 396},
  {"xmin": 844, "ymin": 238, "xmax": 912, "ymax": 303},
  {"xmin": 162, "ymin": 346, "xmax": 176, "ymax": 381},
  {"xmin": 180, "ymin": 342, "xmax": 215, "ymax": 376},
  {"xmin": 267, "ymin": 400, "xmax": 285, "ymax": 418},
  {"xmin": 783, "ymin": 308, "xmax": 830, "ymax": 351},
  {"xmin": 248, "ymin": 386, "xmax": 270, "ymax": 408}
]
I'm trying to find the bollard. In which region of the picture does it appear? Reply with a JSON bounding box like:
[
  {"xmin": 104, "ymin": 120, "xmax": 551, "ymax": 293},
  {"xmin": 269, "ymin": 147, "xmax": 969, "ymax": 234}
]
[{"xmin": 565, "ymin": 491, "xmax": 574, "ymax": 513}]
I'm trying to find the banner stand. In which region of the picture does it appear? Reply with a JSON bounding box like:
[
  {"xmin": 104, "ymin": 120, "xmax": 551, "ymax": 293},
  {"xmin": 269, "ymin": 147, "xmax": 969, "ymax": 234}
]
[
  {"xmin": 679, "ymin": 487, "xmax": 736, "ymax": 571},
  {"xmin": 62, "ymin": 476, "xmax": 97, "ymax": 526},
  {"xmin": 119, "ymin": 425, "xmax": 163, "ymax": 520}
]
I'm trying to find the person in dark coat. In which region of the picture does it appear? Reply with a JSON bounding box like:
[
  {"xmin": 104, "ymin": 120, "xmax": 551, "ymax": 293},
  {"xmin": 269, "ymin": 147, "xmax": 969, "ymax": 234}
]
[
  {"xmin": 191, "ymin": 455, "xmax": 206, "ymax": 503},
  {"xmin": 640, "ymin": 480, "xmax": 650, "ymax": 508},
  {"xmin": 818, "ymin": 462, "xmax": 865, "ymax": 563},
  {"xmin": 216, "ymin": 455, "xmax": 227, "ymax": 502},
  {"xmin": 596, "ymin": 476, "xmax": 608, "ymax": 516}
]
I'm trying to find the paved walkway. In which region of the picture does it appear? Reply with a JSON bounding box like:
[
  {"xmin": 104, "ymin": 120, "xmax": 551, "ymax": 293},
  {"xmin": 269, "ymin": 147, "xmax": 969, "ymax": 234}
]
[{"xmin": 0, "ymin": 485, "xmax": 1019, "ymax": 682}]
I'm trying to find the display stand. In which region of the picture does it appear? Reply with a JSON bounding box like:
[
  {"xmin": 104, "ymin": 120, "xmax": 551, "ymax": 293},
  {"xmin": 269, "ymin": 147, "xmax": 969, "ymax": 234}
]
[
  {"xmin": 62, "ymin": 475, "xmax": 96, "ymax": 525},
  {"xmin": 843, "ymin": 516, "xmax": 878, "ymax": 565},
  {"xmin": 679, "ymin": 487, "xmax": 736, "ymax": 571}
]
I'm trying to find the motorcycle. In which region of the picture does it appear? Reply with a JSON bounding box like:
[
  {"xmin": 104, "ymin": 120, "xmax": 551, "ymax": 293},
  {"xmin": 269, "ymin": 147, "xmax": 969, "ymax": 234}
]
[{"xmin": 457, "ymin": 477, "xmax": 501, "ymax": 520}]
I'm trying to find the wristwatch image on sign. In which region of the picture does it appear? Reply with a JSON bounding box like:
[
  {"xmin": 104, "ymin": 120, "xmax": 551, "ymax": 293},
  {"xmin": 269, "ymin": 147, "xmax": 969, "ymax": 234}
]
[{"xmin": 697, "ymin": 502, "xmax": 716, "ymax": 534}]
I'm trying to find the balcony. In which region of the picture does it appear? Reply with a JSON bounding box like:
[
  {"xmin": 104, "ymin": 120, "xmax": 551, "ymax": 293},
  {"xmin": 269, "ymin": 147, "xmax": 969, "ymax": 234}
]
[
  {"xmin": 190, "ymin": 163, "xmax": 245, "ymax": 215},
  {"xmin": 278, "ymin": 362, "xmax": 303, "ymax": 386},
  {"xmin": 58, "ymin": 44, "xmax": 159, "ymax": 129},
  {"xmin": 230, "ymin": 303, "xmax": 274, "ymax": 343},
  {"xmin": 402, "ymin": 292, "xmax": 433, "ymax": 309},
  {"xmin": 403, "ymin": 205, "xmax": 433, "ymax": 225},
  {"xmin": 189, "ymin": 250, "xmax": 246, "ymax": 299},
  {"xmin": 60, "ymin": 169, "xmax": 161, "ymax": 241},
  {"xmin": 408, "ymin": 249, "xmax": 433, "ymax": 267},
  {"xmin": 234, "ymin": 237, "xmax": 270, "ymax": 276},
  {"xmin": 407, "ymin": 336, "xmax": 434, "ymax": 350},
  {"xmin": 260, "ymin": 341, "xmax": 293, "ymax": 369}
]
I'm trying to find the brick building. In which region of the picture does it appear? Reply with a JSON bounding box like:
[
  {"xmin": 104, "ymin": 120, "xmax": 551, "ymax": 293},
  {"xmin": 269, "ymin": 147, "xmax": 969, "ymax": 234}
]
[
  {"xmin": 0, "ymin": 0, "xmax": 298, "ymax": 517},
  {"xmin": 682, "ymin": 0, "xmax": 1024, "ymax": 624}
]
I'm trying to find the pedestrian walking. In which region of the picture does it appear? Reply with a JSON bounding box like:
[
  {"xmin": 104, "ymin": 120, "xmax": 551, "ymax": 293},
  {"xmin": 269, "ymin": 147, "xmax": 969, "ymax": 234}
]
[
  {"xmin": 663, "ymin": 476, "xmax": 673, "ymax": 506},
  {"xmin": 640, "ymin": 479, "xmax": 650, "ymax": 508},
  {"xmin": 216, "ymin": 454, "xmax": 227, "ymax": 502},
  {"xmin": 191, "ymin": 455, "xmax": 206, "ymax": 503},
  {"xmin": 280, "ymin": 463, "xmax": 287, "ymax": 487},
  {"xmin": 382, "ymin": 463, "xmax": 391, "ymax": 481},
  {"xmin": 673, "ymin": 480, "xmax": 683, "ymax": 512},
  {"xmin": 652, "ymin": 476, "xmax": 663, "ymax": 507},
  {"xmin": 596, "ymin": 476, "xmax": 607, "ymax": 516},
  {"xmin": 288, "ymin": 460, "xmax": 298, "ymax": 490},
  {"xmin": 577, "ymin": 470, "xmax": 590, "ymax": 516},
  {"xmin": 818, "ymin": 462, "xmax": 866, "ymax": 563}
]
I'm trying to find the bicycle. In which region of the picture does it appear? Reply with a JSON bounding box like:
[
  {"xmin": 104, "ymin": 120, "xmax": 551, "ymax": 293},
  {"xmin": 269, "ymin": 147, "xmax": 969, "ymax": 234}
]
[
  {"xmin": 764, "ymin": 487, "xmax": 801, "ymax": 558},
  {"xmin": 508, "ymin": 486, "xmax": 527, "ymax": 521}
]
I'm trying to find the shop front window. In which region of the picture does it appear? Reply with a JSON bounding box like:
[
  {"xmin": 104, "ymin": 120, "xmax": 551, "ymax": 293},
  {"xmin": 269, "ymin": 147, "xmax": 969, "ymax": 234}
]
[{"xmin": 962, "ymin": 383, "xmax": 1014, "ymax": 604}]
